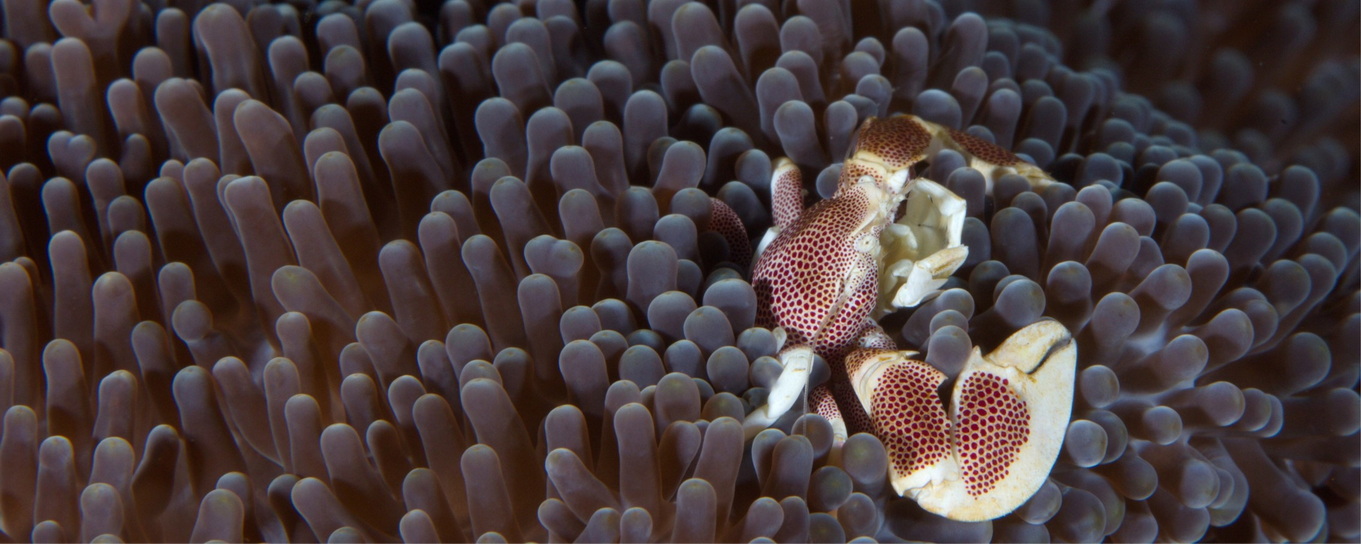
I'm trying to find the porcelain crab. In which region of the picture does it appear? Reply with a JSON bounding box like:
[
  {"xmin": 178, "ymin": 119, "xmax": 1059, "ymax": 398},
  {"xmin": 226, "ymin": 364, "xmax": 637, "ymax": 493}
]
[{"xmin": 742, "ymin": 114, "xmax": 1077, "ymax": 521}]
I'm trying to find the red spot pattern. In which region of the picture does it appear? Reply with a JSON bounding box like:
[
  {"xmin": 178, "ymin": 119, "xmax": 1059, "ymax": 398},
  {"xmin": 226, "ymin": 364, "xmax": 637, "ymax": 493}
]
[
  {"xmin": 752, "ymin": 185, "xmax": 880, "ymax": 361},
  {"xmin": 839, "ymin": 162, "xmax": 886, "ymax": 188},
  {"xmin": 811, "ymin": 384, "xmax": 840, "ymax": 422},
  {"xmin": 754, "ymin": 143, "xmax": 908, "ymax": 438},
  {"xmin": 853, "ymin": 116, "xmax": 933, "ymax": 168},
  {"xmin": 772, "ymin": 167, "xmax": 803, "ymax": 230},
  {"xmin": 870, "ymin": 360, "xmax": 951, "ymax": 475},
  {"xmin": 836, "ymin": 348, "xmax": 888, "ymax": 434},
  {"xmin": 842, "ymin": 349, "xmax": 879, "ymax": 378},
  {"xmin": 946, "ymin": 128, "xmax": 1021, "ymax": 166},
  {"xmin": 955, "ymin": 371, "xmax": 1030, "ymax": 496},
  {"xmin": 708, "ymin": 198, "xmax": 751, "ymax": 268}
]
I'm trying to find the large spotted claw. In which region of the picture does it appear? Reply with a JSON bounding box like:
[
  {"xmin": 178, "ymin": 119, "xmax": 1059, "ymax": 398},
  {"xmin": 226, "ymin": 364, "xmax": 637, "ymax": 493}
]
[{"xmin": 849, "ymin": 320, "xmax": 1076, "ymax": 521}]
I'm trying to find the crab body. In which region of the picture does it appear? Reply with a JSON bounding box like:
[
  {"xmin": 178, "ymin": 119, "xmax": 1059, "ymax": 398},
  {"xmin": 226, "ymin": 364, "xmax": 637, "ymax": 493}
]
[
  {"xmin": 745, "ymin": 114, "xmax": 1077, "ymax": 521},
  {"xmin": 752, "ymin": 166, "xmax": 894, "ymax": 359},
  {"xmin": 752, "ymin": 116, "xmax": 930, "ymax": 359}
]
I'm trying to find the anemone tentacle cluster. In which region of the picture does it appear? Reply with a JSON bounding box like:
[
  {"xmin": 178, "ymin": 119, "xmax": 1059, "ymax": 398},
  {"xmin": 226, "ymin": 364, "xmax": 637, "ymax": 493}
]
[{"xmin": 0, "ymin": 0, "xmax": 1356, "ymax": 542}]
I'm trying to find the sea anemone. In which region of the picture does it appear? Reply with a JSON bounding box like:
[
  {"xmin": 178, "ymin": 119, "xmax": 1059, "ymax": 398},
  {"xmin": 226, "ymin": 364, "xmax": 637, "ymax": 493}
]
[{"xmin": 0, "ymin": 0, "xmax": 1356, "ymax": 542}]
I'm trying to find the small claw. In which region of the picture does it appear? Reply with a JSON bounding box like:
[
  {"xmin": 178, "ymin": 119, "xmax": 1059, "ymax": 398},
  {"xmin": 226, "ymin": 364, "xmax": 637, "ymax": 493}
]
[
  {"xmin": 766, "ymin": 345, "xmax": 814, "ymax": 416},
  {"xmin": 742, "ymin": 344, "xmax": 814, "ymax": 438},
  {"xmin": 875, "ymin": 178, "xmax": 968, "ymax": 316}
]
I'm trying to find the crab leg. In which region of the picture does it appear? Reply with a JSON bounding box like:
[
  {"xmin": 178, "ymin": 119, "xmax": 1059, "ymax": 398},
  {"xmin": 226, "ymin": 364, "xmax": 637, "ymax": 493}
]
[
  {"xmin": 753, "ymin": 158, "xmax": 806, "ymax": 259},
  {"xmin": 706, "ymin": 197, "xmax": 752, "ymax": 268},
  {"xmin": 910, "ymin": 118, "xmax": 1058, "ymax": 193}
]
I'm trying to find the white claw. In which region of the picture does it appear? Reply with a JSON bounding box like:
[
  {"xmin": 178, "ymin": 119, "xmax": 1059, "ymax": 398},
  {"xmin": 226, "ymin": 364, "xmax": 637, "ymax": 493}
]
[
  {"xmin": 742, "ymin": 345, "xmax": 813, "ymax": 439},
  {"xmin": 766, "ymin": 347, "xmax": 813, "ymax": 417},
  {"xmin": 875, "ymin": 178, "xmax": 968, "ymax": 317}
]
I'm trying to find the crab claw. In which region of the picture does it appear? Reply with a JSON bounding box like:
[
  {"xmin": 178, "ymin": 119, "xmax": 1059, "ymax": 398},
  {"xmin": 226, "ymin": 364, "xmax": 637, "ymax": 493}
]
[
  {"xmin": 742, "ymin": 344, "xmax": 815, "ymax": 438},
  {"xmin": 850, "ymin": 320, "xmax": 1076, "ymax": 521},
  {"xmin": 846, "ymin": 348, "xmax": 955, "ymax": 494},
  {"xmin": 876, "ymin": 178, "xmax": 968, "ymax": 316},
  {"xmin": 918, "ymin": 320, "xmax": 1075, "ymax": 520}
]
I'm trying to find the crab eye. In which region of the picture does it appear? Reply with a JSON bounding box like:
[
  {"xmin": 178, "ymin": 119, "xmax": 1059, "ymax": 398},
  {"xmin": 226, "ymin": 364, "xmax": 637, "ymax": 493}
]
[{"xmin": 855, "ymin": 233, "xmax": 877, "ymax": 254}]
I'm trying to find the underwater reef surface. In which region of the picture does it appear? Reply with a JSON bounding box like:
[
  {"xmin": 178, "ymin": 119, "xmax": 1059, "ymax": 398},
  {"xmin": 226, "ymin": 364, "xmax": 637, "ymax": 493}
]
[{"xmin": 0, "ymin": 0, "xmax": 1357, "ymax": 542}]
